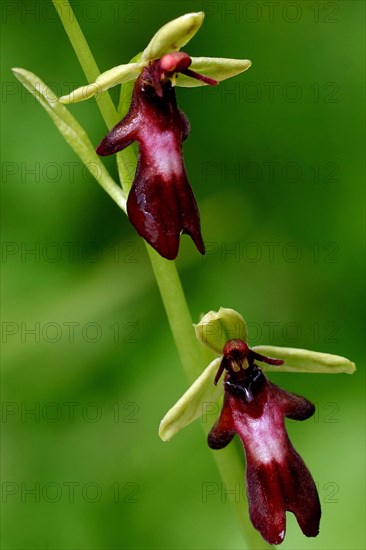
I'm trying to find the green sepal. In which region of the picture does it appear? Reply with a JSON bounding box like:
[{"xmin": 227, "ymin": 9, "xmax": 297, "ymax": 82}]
[
  {"xmin": 159, "ymin": 358, "xmax": 222, "ymax": 441},
  {"xmin": 252, "ymin": 345, "xmax": 356, "ymax": 374},
  {"xmin": 142, "ymin": 12, "xmax": 204, "ymax": 62},
  {"xmin": 176, "ymin": 56, "xmax": 252, "ymax": 87},
  {"xmin": 59, "ymin": 62, "xmax": 144, "ymax": 104}
]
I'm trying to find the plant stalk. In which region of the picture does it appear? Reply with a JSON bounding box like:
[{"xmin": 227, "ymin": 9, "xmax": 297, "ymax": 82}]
[{"xmin": 52, "ymin": 2, "xmax": 272, "ymax": 547}]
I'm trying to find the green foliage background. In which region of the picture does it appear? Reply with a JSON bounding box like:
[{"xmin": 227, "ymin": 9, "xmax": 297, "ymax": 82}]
[{"xmin": 2, "ymin": 1, "xmax": 365, "ymax": 549}]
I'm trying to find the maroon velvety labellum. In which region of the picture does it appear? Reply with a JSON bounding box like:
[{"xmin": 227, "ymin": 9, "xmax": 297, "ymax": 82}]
[
  {"xmin": 96, "ymin": 60, "xmax": 205, "ymax": 260},
  {"xmin": 208, "ymin": 340, "xmax": 321, "ymax": 545}
]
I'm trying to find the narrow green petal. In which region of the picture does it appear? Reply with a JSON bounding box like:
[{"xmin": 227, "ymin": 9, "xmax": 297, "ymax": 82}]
[
  {"xmin": 194, "ymin": 307, "xmax": 248, "ymax": 354},
  {"xmin": 142, "ymin": 12, "xmax": 204, "ymax": 61},
  {"xmin": 159, "ymin": 358, "xmax": 222, "ymax": 441},
  {"xmin": 12, "ymin": 68, "xmax": 126, "ymax": 212},
  {"xmin": 252, "ymin": 345, "xmax": 356, "ymax": 374},
  {"xmin": 176, "ymin": 56, "xmax": 252, "ymax": 87},
  {"xmin": 59, "ymin": 62, "xmax": 144, "ymax": 104}
]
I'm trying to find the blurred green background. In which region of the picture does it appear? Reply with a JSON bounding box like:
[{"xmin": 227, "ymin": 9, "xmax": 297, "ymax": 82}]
[{"xmin": 2, "ymin": 1, "xmax": 365, "ymax": 549}]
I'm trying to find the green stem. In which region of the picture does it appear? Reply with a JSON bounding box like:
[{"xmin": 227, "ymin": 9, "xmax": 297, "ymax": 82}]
[
  {"xmin": 53, "ymin": 2, "xmax": 271, "ymax": 548},
  {"xmin": 52, "ymin": 0, "xmax": 118, "ymax": 129},
  {"xmin": 209, "ymin": 442, "xmax": 270, "ymax": 549},
  {"xmin": 146, "ymin": 248, "xmax": 203, "ymax": 381},
  {"xmin": 116, "ymin": 80, "xmax": 139, "ymax": 194}
]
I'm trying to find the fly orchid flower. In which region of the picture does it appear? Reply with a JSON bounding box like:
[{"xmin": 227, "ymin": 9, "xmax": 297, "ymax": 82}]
[
  {"xmin": 209, "ymin": 338, "xmax": 320, "ymax": 545},
  {"xmin": 96, "ymin": 52, "xmax": 212, "ymax": 259},
  {"xmin": 159, "ymin": 308, "xmax": 355, "ymax": 544},
  {"xmin": 59, "ymin": 13, "xmax": 251, "ymax": 259}
]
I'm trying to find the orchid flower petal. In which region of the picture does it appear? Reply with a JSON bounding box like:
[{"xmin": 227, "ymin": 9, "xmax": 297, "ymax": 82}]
[
  {"xmin": 176, "ymin": 57, "xmax": 252, "ymax": 87},
  {"xmin": 142, "ymin": 12, "xmax": 204, "ymax": 62}
]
